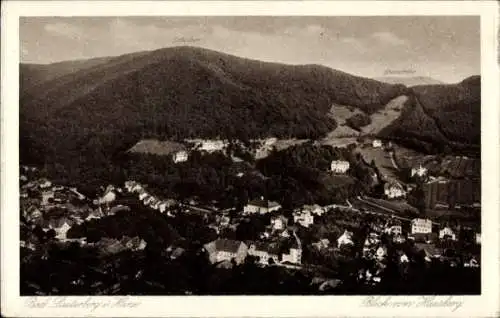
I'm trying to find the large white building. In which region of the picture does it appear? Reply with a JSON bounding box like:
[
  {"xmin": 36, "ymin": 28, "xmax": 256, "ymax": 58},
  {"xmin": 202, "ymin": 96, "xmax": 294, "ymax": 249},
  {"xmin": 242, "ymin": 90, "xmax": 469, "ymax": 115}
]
[
  {"xmin": 243, "ymin": 198, "xmax": 282, "ymax": 214},
  {"xmin": 384, "ymin": 181, "xmax": 406, "ymax": 199},
  {"xmin": 411, "ymin": 164, "xmax": 428, "ymax": 178},
  {"xmin": 411, "ymin": 218, "xmax": 432, "ymax": 234},
  {"xmin": 173, "ymin": 150, "xmax": 188, "ymax": 163},
  {"xmin": 331, "ymin": 160, "xmax": 350, "ymax": 174}
]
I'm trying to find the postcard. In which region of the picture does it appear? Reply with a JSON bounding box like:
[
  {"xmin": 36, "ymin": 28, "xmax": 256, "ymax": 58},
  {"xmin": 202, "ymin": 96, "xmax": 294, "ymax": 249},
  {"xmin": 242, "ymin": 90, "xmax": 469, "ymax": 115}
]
[{"xmin": 1, "ymin": 1, "xmax": 499, "ymax": 317}]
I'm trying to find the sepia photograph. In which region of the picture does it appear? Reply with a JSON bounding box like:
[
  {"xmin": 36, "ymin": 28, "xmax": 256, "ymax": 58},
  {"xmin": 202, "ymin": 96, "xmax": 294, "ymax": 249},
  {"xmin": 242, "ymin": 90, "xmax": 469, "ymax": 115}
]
[
  {"xmin": 2, "ymin": 1, "xmax": 499, "ymax": 317},
  {"xmin": 18, "ymin": 15, "xmax": 483, "ymax": 296}
]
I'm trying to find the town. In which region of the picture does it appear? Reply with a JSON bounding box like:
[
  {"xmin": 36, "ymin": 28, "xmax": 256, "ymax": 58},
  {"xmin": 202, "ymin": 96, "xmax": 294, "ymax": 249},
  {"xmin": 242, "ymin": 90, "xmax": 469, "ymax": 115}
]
[{"xmin": 20, "ymin": 137, "xmax": 481, "ymax": 295}]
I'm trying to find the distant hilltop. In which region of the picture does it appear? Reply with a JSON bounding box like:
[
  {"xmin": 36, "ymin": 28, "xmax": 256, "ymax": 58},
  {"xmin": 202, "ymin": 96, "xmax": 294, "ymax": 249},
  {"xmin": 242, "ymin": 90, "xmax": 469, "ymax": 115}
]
[{"xmin": 375, "ymin": 76, "xmax": 445, "ymax": 87}]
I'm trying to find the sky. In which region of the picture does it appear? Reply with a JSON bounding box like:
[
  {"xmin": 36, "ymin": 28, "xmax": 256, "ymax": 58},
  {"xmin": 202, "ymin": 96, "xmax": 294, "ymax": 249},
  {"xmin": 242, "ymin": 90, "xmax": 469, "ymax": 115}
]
[{"xmin": 20, "ymin": 16, "xmax": 480, "ymax": 83}]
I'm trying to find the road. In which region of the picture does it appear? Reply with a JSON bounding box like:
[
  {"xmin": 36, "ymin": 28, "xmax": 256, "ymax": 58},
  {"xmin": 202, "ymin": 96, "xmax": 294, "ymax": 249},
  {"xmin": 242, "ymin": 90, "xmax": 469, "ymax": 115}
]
[
  {"xmin": 354, "ymin": 196, "xmax": 440, "ymax": 225},
  {"xmin": 389, "ymin": 151, "xmax": 400, "ymax": 170}
]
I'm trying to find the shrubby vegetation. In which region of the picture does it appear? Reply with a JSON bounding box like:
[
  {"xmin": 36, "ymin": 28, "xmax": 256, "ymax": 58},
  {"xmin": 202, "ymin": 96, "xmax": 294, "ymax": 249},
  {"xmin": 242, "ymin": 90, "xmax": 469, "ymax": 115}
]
[{"xmin": 345, "ymin": 113, "xmax": 372, "ymax": 131}]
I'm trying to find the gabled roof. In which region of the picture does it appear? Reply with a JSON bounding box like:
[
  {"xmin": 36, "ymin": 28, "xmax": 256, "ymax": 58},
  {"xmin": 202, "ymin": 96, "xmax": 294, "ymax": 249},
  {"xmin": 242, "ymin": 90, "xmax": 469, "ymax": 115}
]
[
  {"xmin": 247, "ymin": 199, "xmax": 281, "ymax": 209},
  {"xmin": 207, "ymin": 239, "xmax": 244, "ymax": 253}
]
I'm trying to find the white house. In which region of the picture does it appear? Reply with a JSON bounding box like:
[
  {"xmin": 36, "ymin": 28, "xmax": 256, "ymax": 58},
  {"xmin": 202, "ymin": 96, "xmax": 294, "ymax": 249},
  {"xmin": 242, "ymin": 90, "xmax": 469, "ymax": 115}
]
[
  {"xmin": 139, "ymin": 192, "xmax": 149, "ymax": 201},
  {"xmin": 293, "ymin": 211, "xmax": 314, "ymax": 228},
  {"xmin": 384, "ymin": 181, "xmax": 406, "ymax": 199},
  {"xmin": 439, "ymin": 227, "xmax": 457, "ymax": 240},
  {"xmin": 411, "ymin": 218, "xmax": 432, "ymax": 234},
  {"xmin": 243, "ymin": 198, "xmax": 281, "ymax": 214},
  {"xmin": 173, "ymin": 151, "xmax": 188, "ymax": 163},
  {"xmin": 270, "ymin": 215, "xmax": 288, "ymax": 231},
  {"xmin": 411, "ymin": 164, "xmax": 428, "ymax": 178},
  {"xmin": 281, "ymin": 247, "xmax": 302, "ymax": 264},
  {"xmin": 384, "ymin": 225, "xmax": 402, "ymax": 236},
  {"xmin": 331, "ymin": 160, "xmax": 350, "ymax": 174},
  {"xmin": 372, "ymin": 139, "xmax": 383, "ymax": 148},
  {"xmin": 337, "ymin": 230, "xmax": 354, "ymax": 248},
  {"xmin": 475, "ymin": 233, "xmax": 481, "ymax": 245}
]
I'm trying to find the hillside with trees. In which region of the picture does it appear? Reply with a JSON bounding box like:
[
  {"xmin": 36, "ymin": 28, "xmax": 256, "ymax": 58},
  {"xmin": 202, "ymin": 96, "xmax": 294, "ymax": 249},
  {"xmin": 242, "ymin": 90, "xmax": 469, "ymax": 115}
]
[
  {"xmin": 20, "ymin": 46, "xmax": 407, "ymax": 173},
  {"xmin": 378, "ymin": 76, "xmax": 480, "ymax": 156}
]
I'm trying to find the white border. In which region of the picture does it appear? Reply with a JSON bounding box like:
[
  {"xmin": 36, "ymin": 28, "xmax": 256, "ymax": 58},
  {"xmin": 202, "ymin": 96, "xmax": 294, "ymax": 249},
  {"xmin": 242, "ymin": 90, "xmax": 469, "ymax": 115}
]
[{"xmin": 2, "ymin": 1, "xmax": 499, "ymax": 317}]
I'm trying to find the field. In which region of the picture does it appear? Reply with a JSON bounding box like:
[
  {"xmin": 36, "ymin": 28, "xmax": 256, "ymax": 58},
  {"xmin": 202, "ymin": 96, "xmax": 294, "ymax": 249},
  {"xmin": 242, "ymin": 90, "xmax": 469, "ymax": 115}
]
[
  {"xmin": 361, "ymin": 95, "xmax": 408, "ymax": 135},
  {"xmin": 356, "ymin": 146, "xmax": 400, "ymax": 182}
]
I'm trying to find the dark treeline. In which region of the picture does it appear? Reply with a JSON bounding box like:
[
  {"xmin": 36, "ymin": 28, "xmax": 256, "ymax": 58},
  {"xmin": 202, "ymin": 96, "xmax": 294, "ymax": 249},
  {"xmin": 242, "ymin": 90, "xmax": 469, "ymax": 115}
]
[
  {"xmin": 379, "ymin": 76, "xmax": 480, "ymax": 157},
  {"xmin": 345, "ymin": 113, "xmax": 372, "ymax": 131}
]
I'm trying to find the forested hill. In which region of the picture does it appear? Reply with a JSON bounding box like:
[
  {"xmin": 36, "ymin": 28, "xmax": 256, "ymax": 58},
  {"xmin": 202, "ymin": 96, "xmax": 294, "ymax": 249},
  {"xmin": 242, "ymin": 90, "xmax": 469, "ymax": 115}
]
[
  {"xmin": 20, "ymin": 46, "xmax": 407, "ymax": 166},
  {"xmin": 20, "ymin": 56, "xmax": 115, "ymax": 92},
  {"xmin": 379, "ymin": 75, "xmax": 481, "ymax": 155}
]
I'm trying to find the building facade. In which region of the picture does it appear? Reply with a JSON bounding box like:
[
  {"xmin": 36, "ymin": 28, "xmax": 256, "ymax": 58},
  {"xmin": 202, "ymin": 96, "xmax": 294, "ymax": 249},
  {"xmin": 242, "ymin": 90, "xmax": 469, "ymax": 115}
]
[
  {"xmin": 331, "ymin": 160, "xmax": 350, "ymax": 174},
  {"xmin": 411, "ymin": 218, "xmax": 433, "ymax": 234}
]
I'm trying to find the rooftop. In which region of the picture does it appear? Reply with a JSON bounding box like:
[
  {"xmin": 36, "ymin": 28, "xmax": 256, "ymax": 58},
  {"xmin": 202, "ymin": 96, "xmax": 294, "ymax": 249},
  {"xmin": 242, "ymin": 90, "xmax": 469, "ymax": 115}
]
[
  {"xmin": 247, "ymin": 199, "xmax": 281, "ymax": 209},
  {"xmin": 211, "ymin": 239, "xmax": 244, "ymax": 253}
]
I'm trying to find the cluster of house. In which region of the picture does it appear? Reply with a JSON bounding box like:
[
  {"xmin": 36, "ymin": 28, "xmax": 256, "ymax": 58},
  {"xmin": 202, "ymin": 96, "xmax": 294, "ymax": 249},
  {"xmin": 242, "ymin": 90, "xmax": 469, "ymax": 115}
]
[
  {"xmin": 20, "ymin": 175, "xmax": 93, "ymax": 243},
  {"xmin": 203, "ymin": 236, "xmax": 302, "ymax": 267},
  {"xmin": 124, "ymin": 181, "xmax": 178, "ymax": 215}
]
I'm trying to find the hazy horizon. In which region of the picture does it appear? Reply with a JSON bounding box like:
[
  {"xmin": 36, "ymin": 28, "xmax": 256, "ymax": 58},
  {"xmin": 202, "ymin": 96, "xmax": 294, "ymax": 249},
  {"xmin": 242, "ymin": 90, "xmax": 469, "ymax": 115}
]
[{"xmin": 20, "ymin": 16, "xmax": 480, "ymax": 83}]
